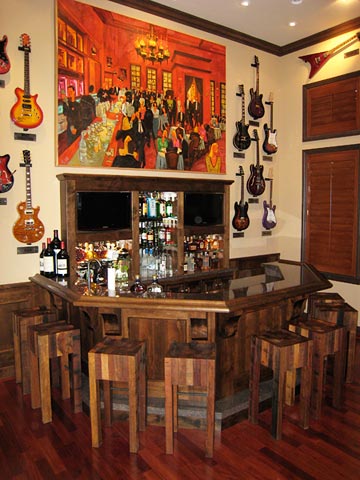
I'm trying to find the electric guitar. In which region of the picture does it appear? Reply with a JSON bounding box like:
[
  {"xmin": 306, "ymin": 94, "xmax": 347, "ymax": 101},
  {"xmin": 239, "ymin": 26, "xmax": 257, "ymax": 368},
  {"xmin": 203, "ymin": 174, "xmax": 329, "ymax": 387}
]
[
  {"xmin": 263, "ymin": 93, "xmax": 278, "ymax": 155},
  {"xmin": 0, "ymin": 154, "xmax": 15, "ymax": 193},
  {"xmin": 247, "ymin": 129, "xmax": 266, "ymax": 197},
  {"xmin": 299, "ymin": 32, "xmax": 360, "ymax": 79},
  {"xmin": 232, "ymin": 166, "xmax": 250, "ymax": 232},
  {"xmin": 13, "ymin": 150, "xmax": 45, "ymax": 244},
  {"xmin": 262, "ymin": 177, "xmax": 277, "ymax": 230},
  {"xmin": 248, "ymin": 56, "xmax": 265, "ymax": 120},
  {"xmin": 233, "ymin": 85, "xmax": 251, "ymax": 151},
  {"xmin": 10, "ymin": 34, "xmax": 43, "ymax": 130},
  {"xmin": 0, "ymin": 35, "xmax": 10, "ymax": 74}
]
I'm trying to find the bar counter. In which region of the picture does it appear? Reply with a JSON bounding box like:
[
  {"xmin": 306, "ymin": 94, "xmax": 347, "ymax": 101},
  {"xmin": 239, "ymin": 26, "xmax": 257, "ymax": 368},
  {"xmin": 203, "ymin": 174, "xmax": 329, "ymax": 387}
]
[{"xmin": 30, "ymin": 259, "xmax": 331, "ymax": 428}]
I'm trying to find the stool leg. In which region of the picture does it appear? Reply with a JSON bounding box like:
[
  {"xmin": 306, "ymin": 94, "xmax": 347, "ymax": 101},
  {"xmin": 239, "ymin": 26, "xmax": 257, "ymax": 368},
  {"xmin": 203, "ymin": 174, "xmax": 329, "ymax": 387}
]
[
  {"xmin": 139, "ymin": 351, "xmax": 146, "ymax": 432},
  {"xmin": 128, "ymin": 355, "xmax": 139, "ymax": 453},
  {"xmin": 299, "ymin": 363, "xmax": 311, "ymax": 430},
  {"xmin": 272, "ymin": 352, "xmax": 285, "ymax": 440},
  {"xmin": 29, "ymin": 343, "xmax": 41, "ymax": 410},
  {"xmin": 89, "ymin": 352, "xmax": 102, "ymax": 448},
  {"xmin": 333, "ymin": 329, "xmax": 345, "ymax": 409},
  {"xmin": 38, "ymin": 335, "xmax": 52, "ymax": 424},
  {"xmin": 71, "ymin": 334, "xmax": 82, "ymax": 414},
  {"xmin": 205, "ymin": 360, "xmax": 215, "ymax": 458},
  {"xmin": 60, "ymin": 354, "xmax": 71, "ymax": 400},
  {"xmin": 249, "ymin": 336, "xmax": 261, "ymax": 424},
  {"xmin": 345, "ymin": 328, "xmax": 356, "ymax": 383},
  {"xmin": 165, "ymin": 357, "xmax": 174, "ymax": 454},
  {"xmin": 311, "ymin": 342, "xmax": 324, "ymax": 419},
  {"xmin": 173, "ymin": 385, "xmax": 178, "ymax": 433},
  {"xmin": 103, "ymin": 381, "xmax": 112, "ymax": 427}
]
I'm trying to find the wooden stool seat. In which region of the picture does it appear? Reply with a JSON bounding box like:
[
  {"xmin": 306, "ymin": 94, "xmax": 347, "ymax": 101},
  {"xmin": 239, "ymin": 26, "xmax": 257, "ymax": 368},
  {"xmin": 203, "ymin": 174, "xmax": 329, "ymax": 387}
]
[
  {"xmin": 307, "ymin": 292, "xmax": 345, "ymax": 317},
  {"xmin": 12, "ymin": 306, "xmax": 57, "ymax": 395},
  {"xmin": 28, "ymin": 322, "xmax": 82, "ymax": 424},
  {"xmin": 164, "ymin": 341, "xmax": 216, "ymax": 458},
  {"xmin": 289, "ymin": 318, "xmax": 345, "ymax": 419},
  {"xmin": 88, "ymin": 337, "xmax": 146, "ymax": 453},
  {"xmin": 249, "ymin": 329, "xmax": 313, "ymax": 440},
  {"xmin": 309, "ymin": 302, "xmax": 357, "ymax": 384}
]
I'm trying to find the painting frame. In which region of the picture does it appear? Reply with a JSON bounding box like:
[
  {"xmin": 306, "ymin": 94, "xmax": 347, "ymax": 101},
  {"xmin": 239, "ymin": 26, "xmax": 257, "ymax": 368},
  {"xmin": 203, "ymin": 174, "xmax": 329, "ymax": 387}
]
[{"xmin": 56, "ymin": 0, "xmax": 226, "ymax": 173}]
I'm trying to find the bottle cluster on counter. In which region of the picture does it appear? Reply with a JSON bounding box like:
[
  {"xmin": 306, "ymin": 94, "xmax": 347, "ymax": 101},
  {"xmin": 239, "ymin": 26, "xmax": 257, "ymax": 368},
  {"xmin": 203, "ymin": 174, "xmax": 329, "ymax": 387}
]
[
  {"xmin": 40, "ymin": 229, "xmax": 69, "ymax": 280},
  {"xmin": 183, "ymin": 234, "xmax": 224, "ymax": 272}
]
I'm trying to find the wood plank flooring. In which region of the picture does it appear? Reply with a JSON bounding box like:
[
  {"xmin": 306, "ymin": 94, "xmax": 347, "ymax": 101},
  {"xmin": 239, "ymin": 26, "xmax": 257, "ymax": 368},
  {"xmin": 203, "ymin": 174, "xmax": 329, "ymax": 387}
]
[{"xmin": 0, "ymin": 339, "xmax": 359, "ymax": 479}]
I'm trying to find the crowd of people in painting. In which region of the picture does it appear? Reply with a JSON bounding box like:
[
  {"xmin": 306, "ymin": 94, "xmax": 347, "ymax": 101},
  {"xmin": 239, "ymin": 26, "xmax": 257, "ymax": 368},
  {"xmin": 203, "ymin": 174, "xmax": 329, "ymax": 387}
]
[{"xmin": 59, "ymin": 83, "xmax": 225, "ymax": 173}]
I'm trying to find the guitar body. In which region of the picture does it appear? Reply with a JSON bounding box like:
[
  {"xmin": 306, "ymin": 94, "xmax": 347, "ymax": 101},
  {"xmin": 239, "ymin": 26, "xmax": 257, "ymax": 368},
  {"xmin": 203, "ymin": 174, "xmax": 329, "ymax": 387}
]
[
  {"xmin": 13, "ymin": 202, "xmax": 45, "ymax": 244},
  {"xmin": 233, "ymin": 121, "xmax": 251, "ymax": 151},
  {"xmin": 298, "ymin": 51, "xmax": 330, "ymax": 79},
  {"xmin": 232, "ymin": 201, "xmax": 250, "ymax": 231},
  {"xmin": 0, "ymin": 154, "xmax": 14, "ymax": 193},
  {"xmin": 0, "ymin": 35, "xmax": 10, "ymax": 74},
  {"xmin": 10, "ymin": 87, "xmax": 44, "ymax": 129},
  {"xmin": 263, "ymin": 123, "xmax": 278, "ymax": 155},
  {"xmin": 247, "ymin": 163, "xmax": 265, "ymax": 197},
  {"xmin": 248, "ymin": 88, "xmax": 265, "ymax": 120},
  {"xmin": 262, "ymin": 200, "xmax": 277, "ymax": 230}
]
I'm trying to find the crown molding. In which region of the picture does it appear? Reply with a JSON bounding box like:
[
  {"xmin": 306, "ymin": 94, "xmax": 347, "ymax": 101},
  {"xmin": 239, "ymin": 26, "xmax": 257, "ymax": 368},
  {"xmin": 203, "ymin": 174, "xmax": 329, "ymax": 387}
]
[{"xmin": 109, "ymin": 1, "xmax": 360, "ymax": 56}]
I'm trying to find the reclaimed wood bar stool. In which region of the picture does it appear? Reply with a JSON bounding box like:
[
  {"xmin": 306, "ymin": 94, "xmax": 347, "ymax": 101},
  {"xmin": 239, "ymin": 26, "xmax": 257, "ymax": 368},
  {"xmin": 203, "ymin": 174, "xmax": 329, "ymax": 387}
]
[
  {"xmin": 309, "ymin": 302, "xmax": 357, "ymax": 384},
  {"xmin": 12, "ymin": 306, "xmax": 57, "ymax": 395},
  {"xmin": 249, "ymin": 329, "xmax": 313, "ymax": 440},
  {"xmin": 289, "ymin": 318, "xmax": 346, "ymax": 419},
  {"xmin": 28, "ymin": 321, "xmax": 82, "ymax": 424},
  {"xmin": 164, "ymin": 341, "xmax": 216, "ymax": 458},
  {"xmin": 307, "ymin": 292, "xmax": 344, "ymax": 317},
  {"xmin": 88, "ymin": 337, "xmax": 146, "ymax": 453}
]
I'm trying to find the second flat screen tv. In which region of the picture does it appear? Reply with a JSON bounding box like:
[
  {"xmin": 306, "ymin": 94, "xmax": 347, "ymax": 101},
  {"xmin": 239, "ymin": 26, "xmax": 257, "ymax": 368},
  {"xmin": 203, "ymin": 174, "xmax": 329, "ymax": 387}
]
[{"xmin": 184, "ymin": 192, "xmax": 223, "ymax": 226}]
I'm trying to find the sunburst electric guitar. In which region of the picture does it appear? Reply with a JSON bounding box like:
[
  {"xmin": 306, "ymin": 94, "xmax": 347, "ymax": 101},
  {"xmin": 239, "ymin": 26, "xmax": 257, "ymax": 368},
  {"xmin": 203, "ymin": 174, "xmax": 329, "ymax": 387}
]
[
  {"xmin": 263, "ymin": 93, "xmax": 278, "ymax": 155},
  {"xmin": 10, "ymin": 33, "xmax": 43, "ymax": 130},
  {"xmin": 232, "ymin": 166, "xmax": 250, "ymax": 232},
  {"xmin": 13, "ymin": 150, "xmax": 44, "ymax": 244},
  {"xmin": 0, "ymin": 35, "xmax": 10, "ymax": 74}
]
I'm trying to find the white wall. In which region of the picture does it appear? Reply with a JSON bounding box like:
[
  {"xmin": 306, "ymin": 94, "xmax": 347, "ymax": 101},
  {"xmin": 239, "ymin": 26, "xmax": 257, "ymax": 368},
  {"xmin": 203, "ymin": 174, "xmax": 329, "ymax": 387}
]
[{"xmin": 1, "ymin": 0, "xmax": 359, "ymax": 316}]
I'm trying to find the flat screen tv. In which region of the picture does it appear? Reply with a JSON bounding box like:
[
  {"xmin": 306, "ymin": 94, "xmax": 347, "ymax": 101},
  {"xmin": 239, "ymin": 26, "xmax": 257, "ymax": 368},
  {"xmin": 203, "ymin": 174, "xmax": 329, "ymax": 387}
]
[
  {"xmin": 76, "ymin": 191, "xmax": 131, "ymax": 231},
  {"xmin": 184, "ymin": 192, "xmax": 224, "ymax": 226}
]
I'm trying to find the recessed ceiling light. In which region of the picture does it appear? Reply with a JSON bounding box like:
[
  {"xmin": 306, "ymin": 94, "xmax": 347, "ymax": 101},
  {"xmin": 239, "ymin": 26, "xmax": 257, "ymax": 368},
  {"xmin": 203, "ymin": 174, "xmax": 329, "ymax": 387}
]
[
  {"xmin": 289, "ymin": 21, "xmax": 297, "ymax": 27},
  {"xmin": 291, "ymin": 0, "xmax": 303, "ymax": 4},
  {"xmin": 241, "ymin": 1, "xmax": 249, "ymax": 6}
]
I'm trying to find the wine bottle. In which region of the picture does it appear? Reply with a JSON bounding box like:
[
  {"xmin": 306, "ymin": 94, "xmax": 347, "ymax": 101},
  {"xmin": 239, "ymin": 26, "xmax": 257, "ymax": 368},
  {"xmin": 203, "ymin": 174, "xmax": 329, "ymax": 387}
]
[
  {"xmin": 147, "ymin": 274, "xmax": 163, "ymax": 297},
  {"xmin": 43, "ymin": 237, "xmax": 55, "ymax": 278},
  {"xmin": 130, "ymin": 274, "xmax": 147, "ymax": 295},
  {"xmin": 50, "ymin": 229, "xmax": 62, "ymax": 275},
  {"xmin": 39, "ymin": 241, "xmax": 46, "ymax": 275},
  {"xmin": 57, "ymin": 241, "xmax": 69, "ymax": 279}
]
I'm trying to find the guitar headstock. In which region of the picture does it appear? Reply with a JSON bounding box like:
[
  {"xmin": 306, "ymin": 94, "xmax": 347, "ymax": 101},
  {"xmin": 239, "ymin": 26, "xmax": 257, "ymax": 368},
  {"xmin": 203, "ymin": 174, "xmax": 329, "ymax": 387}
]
[
  {"xmin": 19, "ymin": 33, "xmax": 31, "ymax": 53},
  {"xmin": 238, "ymin": 165, "xmax": 244, "ymax": 176},
  {"xmin": 253, "ymin": 129, "xmax": 259, "ymax": 141},
  {"xmin": 22, "ymin": 150, "xmax": 32, "ymax": 166},
  {"xmin": 252, "ymin": 55, "xmax": 260, "ymax": 68},
  {"xmin": 238, "ymin": 84, "xmax": 244, "ymax": 96}
]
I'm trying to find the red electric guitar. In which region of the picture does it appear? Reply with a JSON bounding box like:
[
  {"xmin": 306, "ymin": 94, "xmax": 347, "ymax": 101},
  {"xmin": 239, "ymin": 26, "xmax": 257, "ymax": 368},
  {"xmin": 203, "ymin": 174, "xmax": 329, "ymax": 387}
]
[
  {"xmin": 10, "ymin": 34, "xmax": 43, "ymax": 130},
  {"xmin": 13, "ymin": 150, "xmax": 44, "ymax": 244},
  {"xmin": 247, "ymin": 130, "xmax": 266, "ymax": 197},
  {"xmin": 232, "ymin": 166, "xmax": 250, "ymax": 232},
  {"xmin": 299, "ymin": 32, "xmax": 360, "ymax": 79},
  {"xmin": 0, "ymin": 154, "xmax": 15, "ymax": 193},
  {"xmin": 0, "ymin": 35, "xmax": 10, "ymax": 74}
]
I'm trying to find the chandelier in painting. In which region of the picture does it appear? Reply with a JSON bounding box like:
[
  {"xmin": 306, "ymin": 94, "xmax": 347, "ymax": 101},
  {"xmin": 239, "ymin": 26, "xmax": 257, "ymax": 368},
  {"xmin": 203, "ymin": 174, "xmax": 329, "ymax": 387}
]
[{"xmin": 134, "ymin": 24, "xmax": 170, "ymax": 63}]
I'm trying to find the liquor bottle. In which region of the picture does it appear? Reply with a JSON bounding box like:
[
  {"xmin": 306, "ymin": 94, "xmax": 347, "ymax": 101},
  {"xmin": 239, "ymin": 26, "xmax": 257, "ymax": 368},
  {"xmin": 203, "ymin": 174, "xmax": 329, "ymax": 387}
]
[
  {"xmin": 50, "ymin": 229, "xmax": 61, "ymax": 275},
  {"xmin": 57, "ymin": 241, "xmax": 69, "ymax": 279},
  {"xmin": 39, "ymin": 241, "xmax": 46, "ymax": 275},
  {"xmin": 147, "ymin": 274, "xmax": 163, "ymax": 297},
  {"xmin": 130, "ymin": 274, "xmax": 147, "ymax": 295},
  {"xmin": 165, "ymin": 196, "xmax": 173, "ymax": 217},
  {"xmin": 43, "ymin": 237, "xmax": 55, "ymax": 278}
]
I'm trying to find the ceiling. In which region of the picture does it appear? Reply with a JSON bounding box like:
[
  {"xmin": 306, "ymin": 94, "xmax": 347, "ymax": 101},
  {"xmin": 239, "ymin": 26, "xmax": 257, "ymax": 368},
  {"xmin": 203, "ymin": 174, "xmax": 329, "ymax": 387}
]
[{"xmin": 149, "ymin": 0, "xmax": 360, "ymax": 48}]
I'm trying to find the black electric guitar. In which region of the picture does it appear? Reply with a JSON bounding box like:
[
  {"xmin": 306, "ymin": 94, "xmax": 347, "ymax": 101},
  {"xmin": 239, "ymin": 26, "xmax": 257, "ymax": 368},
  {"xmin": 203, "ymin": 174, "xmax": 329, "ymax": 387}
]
[
  {"xmin": 262, "ymin": 177, "xmax": 277, "ymax": 230},
  {"xmin": 0, "ymin": 35, "xmax": 10, "ymax": 74},
  {"xmin": 0, "ymin": 154, "xmax": 15, "ymax": 193},
  {"xmin": 248, "ymin": 56, "xmax": 265, "ymax": 120},
  {"xmin": 247, "ymin": 130, "xmax": 266, "ymax": 197},
  {"xmin": 232, "ymin": 166, "xmax": 250, "ymax": 232},
  {"xmin": 233, "ymin": 85, "xmax": 251, "ymax": 151},
  {"xmin": 13, "ymin": 150, "xmax": 45, "ymax": 244},
  {"xmin": 263, "ymin": 93, "xmax": 278, "ymax": 155}
]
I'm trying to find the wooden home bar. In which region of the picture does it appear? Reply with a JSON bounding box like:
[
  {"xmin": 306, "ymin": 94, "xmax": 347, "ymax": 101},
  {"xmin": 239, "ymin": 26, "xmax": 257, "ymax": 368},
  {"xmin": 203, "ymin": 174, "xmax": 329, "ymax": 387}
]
[{"xmin": 28, "ymin": 173, "xmax": 332, "ymax": 430}]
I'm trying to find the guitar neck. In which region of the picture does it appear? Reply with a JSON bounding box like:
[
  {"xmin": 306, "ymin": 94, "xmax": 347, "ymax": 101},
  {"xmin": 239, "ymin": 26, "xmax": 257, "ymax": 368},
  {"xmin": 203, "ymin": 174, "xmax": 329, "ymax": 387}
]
[
  {"xmin": 329, "ymin": 33, "xmax": 359, "ymax": 57},
  {"xmin": 24, "ymin": 51, "xmax": 30, "ymax": 95},
  {"xmin": 241, "ymin": 94, "xmax": 246, "ymax": 123},
  {"xmin": 25, "ymin": 164, "xmax": 33, "ymax": 210}
]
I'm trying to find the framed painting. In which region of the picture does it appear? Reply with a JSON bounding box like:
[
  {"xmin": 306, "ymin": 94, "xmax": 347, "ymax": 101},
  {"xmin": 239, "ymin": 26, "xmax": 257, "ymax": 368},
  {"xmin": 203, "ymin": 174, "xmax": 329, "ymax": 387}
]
[{"xmin": 56, "ymin": 0, "xmax": 226, "ymax": 173}]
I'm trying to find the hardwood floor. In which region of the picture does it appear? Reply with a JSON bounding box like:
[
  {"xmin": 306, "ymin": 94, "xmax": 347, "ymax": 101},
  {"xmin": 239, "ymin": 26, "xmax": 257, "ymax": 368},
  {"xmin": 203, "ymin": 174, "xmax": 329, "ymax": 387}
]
[{"xmin": 1, "ymin": 340, "xmax": 359, "ymax": 479}]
